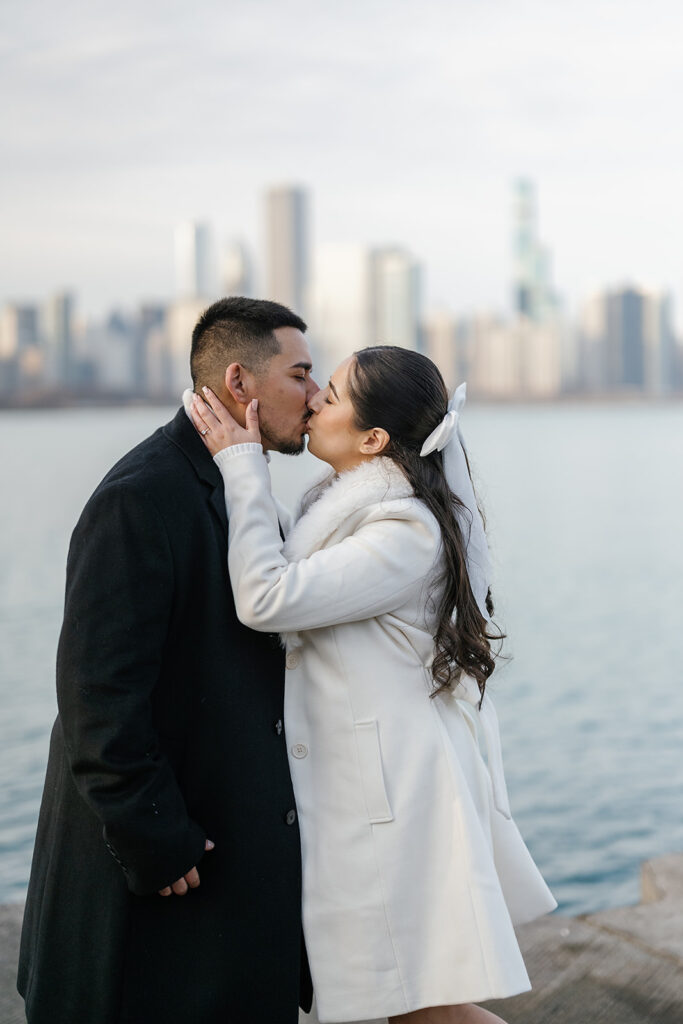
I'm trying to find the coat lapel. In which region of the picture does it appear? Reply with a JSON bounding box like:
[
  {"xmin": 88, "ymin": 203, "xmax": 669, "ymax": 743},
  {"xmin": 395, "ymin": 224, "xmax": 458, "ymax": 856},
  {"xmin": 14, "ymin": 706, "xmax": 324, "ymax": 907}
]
[{"xmin": 163, "ymin": 408, "xmax": 228, "ymax": 541}]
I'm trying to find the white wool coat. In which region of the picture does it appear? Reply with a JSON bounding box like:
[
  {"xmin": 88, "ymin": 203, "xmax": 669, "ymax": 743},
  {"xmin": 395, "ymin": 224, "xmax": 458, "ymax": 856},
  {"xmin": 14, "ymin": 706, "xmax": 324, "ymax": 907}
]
[{"xmin": 216, "ymin": 447, "xmax": 557, "ymax": 1023}]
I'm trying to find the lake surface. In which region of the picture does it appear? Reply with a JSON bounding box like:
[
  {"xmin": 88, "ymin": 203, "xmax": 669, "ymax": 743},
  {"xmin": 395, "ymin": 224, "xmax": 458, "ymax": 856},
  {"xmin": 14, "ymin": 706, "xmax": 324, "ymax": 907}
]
[{"xmin": 2, "ymin": 402, "xmax": 683, "ymax": 914}]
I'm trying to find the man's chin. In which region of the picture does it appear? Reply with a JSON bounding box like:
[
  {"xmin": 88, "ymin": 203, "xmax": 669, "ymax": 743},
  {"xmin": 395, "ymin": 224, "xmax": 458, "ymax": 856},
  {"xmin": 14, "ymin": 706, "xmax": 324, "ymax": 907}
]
[
  {"xmin": 262, "ymin": 433, "xmax": 306, "ymax": 457},
  {"xmin": 276, "ymin": 439, "xmax": 306, "ymax": 456}
]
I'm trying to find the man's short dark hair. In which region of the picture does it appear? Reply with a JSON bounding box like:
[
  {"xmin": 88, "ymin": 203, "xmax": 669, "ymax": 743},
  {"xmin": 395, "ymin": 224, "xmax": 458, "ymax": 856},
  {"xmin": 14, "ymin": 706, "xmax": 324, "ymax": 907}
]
[{"xmin": 190, "ymin": 296, "xmax": 307, "ymax": 388}]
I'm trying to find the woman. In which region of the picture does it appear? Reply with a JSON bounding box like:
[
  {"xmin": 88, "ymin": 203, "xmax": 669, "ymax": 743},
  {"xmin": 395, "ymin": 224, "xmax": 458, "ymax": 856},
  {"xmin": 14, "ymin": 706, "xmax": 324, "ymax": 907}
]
[{"xmin": 189, "ymin": 346, "xmax": 556, "ymax": 1024}]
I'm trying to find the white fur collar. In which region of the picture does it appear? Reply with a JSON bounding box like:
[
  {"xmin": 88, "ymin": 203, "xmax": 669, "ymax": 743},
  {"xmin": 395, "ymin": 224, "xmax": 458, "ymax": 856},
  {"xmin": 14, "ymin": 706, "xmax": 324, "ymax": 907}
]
[{"xmin": 283, "ymin": 456, "xmax": 414, "ymax": 563}]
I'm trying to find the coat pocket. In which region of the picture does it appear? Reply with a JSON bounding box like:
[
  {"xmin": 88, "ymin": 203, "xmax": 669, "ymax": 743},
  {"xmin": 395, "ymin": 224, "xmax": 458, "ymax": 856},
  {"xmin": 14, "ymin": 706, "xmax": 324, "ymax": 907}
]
[{"xmin": 353, "ymin": 719, "xmax": 394, "ymax": 824}]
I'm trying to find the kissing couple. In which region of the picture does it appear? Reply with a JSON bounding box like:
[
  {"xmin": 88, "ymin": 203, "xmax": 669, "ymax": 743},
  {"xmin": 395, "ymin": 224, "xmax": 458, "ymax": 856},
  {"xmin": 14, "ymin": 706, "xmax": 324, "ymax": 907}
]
[{"xmin": 19, "ymin": 297, "xmax": 555, "ymax": 1024}]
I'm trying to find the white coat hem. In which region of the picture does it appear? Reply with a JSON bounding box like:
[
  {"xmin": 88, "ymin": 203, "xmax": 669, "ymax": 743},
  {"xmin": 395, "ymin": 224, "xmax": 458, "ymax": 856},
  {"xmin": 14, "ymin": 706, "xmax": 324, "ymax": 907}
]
[{"xmin": 314, "ymin": 977, "xmax": 533, "ymax": 1023}]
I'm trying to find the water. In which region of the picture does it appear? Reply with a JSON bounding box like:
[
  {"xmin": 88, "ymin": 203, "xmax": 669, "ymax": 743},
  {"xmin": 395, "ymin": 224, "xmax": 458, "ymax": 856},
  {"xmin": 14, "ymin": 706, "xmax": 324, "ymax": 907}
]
[{"xmin": 2, "ymin": 402, "xmax": 683, "ymax": 914}]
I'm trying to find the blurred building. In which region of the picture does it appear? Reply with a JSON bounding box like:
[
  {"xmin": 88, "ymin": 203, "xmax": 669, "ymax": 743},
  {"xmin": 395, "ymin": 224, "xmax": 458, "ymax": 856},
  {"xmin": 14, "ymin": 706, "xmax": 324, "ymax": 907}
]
[
  {"xmin": 434, "ymin": 312, "xmax": 564, "ymax": 399},
  {"xmin": 579, "ymin": 286, "xmax": 676, "ymax": 394},
  {"xmin": 310, "ymin": 242, "xmax": 422, "ymax": 377},
  {"xmin": 163, "ymin": 298, "xmax": 208, "ymax": 396},
  {"xmin": 512, "ymin": 179, "xmax": 558, "ymax": 324},
  {"xmin": 606, "ymin": 288, "xmax": 645, "ymax": 389},
  {"xmin": 371, "ymin": 247, "xmax": 421, "ymax": 351},
  {"xmin": 577, "ymin": 293, "xmax": 606, "ymax": 392},
  {"xmin": 650, "ymin": 293, "xmax": 678, "ymax": 394},
  {"xmin": 467, "ymin": 315, "xmax": 520, "ymax": 397},
  {"xmin": 516, "ymin": 318, "xmax": 563, "ymax": 396},
  {"xmin": 424, "ymin": 310, "xmax": 481, "ymax": 392},
  {"xmin": 136, "ymin": 304, "xmax": 167, "ymax": 396},
  {"xmin": 86, "ymin": 311, "xmax": 137, "ymax": 394},
  {"xmin": 309, "ymin": 244, "xmax": 373, "ymax": 377},
  {"xmin": 175, "ymin": 222, "xmax": 214, "ymax": 300},
  {"xmin": 265, "ymin": 185, "xmax": 309, "ymax": 315},
  {"xmin": 424, "ymin": 310, "xmax": 458, "ymax": 388},
  {"xmin": 222, "ymin": 240, "xmax": 253, "ymax": 297},
  {"xmin": 84, "ymin": 305, "xmax": 167, "ymax": 397},
  {"xmin": 0, "ymin": 303, "xmax": 39, "ymax": 355},
  {"xmin": 0, "ymin": 303, "xmax": 42, "ymax": 392},
  {"xmin": 41, "ymin": 292, "xmax": 76, "ymax": 387}
]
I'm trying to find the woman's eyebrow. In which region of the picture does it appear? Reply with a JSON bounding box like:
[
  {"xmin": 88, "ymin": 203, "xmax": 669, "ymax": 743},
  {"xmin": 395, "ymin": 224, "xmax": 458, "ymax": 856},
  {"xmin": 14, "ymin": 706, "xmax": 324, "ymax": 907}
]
[{"xmin": 328, "ymin": 380, "xmax": 339, "ymax": 399}]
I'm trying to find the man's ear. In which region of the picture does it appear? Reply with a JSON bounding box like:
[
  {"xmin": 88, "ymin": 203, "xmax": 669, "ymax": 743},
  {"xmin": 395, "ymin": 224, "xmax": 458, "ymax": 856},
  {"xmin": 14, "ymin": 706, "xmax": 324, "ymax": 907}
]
[
  {"xmin": 224, "ymin": 362, "xmax": 253, "ymax": 405},
  {"xmin": 360, "ymin": 427, "xmax": 390, "ymax": 456}
]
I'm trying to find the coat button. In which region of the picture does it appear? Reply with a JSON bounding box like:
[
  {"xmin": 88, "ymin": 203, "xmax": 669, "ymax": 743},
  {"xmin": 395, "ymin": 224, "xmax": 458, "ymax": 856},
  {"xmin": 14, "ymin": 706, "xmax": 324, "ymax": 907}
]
[
  {"xmin": 285, "ymin": 809, "xmax": 297, "ymax": 825},
  {"xmin": 275, "ymin": 719, "xmax": 283, "ymax": 735},
  {"xmin": 291, "ymin": 743, "xmax": 308, "ymax": 759},
  {"xmin": 285, "ymin": 650, "xmax": 302, "ymax": 670}
]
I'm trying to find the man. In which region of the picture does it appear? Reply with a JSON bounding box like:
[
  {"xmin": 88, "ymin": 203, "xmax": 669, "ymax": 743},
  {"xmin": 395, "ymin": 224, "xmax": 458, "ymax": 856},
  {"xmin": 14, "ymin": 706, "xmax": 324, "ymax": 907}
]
[{"xmin": 18, "ymin": 297, "xmax": 318, "ymax": 1024}]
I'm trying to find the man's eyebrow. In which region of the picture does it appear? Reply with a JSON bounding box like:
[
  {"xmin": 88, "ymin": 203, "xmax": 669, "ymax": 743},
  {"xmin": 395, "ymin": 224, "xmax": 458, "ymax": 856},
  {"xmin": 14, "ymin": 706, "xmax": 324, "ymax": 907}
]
[
  {"xmin": 328, "ymin": 379, "xmax": 339, "ymax": 399},
  {"xmin": 289, "ymin": 361, "xmax": 312, "ymax": 371}
]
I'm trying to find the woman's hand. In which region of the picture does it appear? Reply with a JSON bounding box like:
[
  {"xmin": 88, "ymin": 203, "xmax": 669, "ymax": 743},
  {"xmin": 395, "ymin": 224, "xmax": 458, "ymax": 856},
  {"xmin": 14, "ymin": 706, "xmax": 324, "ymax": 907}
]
[{"xmin": 190, "ymin": 387, "xmax": 261, "ymax": 457}]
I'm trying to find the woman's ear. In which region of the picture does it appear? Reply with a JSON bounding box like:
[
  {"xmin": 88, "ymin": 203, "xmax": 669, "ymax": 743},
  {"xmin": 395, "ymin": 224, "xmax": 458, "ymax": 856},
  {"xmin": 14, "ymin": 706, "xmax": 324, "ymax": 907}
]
[
  {"xmin": 224, "ymin": 362, "xmax": 252, "ymax": 405},
  {"xmin": 360, "ymin": 427, "xmax": 390, "ymax": 456}
]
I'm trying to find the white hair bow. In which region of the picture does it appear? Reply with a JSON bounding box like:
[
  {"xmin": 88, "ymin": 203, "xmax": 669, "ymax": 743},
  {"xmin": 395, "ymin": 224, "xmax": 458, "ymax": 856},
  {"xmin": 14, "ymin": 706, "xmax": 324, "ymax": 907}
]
[
  {"xmin": 420, "ymin": 381, "xmax": 467, "ymax": 456},
  {"xmin": 420, "ymin": 382, "xmax": 492, "ymax": 624}
]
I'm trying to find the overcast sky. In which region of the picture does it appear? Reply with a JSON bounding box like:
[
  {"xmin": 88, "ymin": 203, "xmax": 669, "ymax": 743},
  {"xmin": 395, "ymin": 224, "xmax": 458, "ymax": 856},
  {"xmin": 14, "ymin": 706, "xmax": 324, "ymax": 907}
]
[{"xmin": 2, "ymin": 0, "xmax": 683, "ymax": 321}]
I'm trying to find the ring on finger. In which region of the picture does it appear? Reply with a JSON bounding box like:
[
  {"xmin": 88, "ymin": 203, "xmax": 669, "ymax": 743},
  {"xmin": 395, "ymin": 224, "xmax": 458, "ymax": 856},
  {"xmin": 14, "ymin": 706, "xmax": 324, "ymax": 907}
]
[{"xmin": 200, "ymin": 428, "xmax": 210, "ymax": 436}]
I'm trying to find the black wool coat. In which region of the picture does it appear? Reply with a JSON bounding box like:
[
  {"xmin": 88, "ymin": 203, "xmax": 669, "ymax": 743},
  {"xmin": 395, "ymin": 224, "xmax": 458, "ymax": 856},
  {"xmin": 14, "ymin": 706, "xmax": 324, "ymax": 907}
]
[{"xmin": 18, "ymin": 408, "xmax": 312, "ymax": 1024}]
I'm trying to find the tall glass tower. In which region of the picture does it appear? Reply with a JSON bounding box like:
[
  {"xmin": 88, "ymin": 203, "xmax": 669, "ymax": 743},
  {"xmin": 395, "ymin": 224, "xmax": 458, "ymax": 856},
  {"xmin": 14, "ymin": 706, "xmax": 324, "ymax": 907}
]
[
  {"xmin": 174, "ymin": 222, "xmax": 213, "ymax": 299},
  {"xmin": 512, "ymin": 179, "xmax": 556, "ymax": 322},
  {"xmin": 265, "ymin": 186, "xmax": 309, "ymax": 315},
  {"xmin": 512, "ymin": 179, "xmax": 537, "ymax": 318}
]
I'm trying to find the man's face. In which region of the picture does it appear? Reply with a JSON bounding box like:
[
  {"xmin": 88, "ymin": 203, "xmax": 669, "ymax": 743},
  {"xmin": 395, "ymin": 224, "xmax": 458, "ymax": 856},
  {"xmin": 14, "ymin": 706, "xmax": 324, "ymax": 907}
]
[{"xmin": 254, "ymin": 327, "xmax": 319, "ymax": 454}]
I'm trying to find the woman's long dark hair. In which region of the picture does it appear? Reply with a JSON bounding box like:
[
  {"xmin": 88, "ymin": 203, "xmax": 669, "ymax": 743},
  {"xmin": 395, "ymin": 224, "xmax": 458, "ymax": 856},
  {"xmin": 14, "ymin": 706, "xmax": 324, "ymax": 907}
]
[{"xmin": 347, "ymin": 346, "xmax": 501, "ymax": 701}]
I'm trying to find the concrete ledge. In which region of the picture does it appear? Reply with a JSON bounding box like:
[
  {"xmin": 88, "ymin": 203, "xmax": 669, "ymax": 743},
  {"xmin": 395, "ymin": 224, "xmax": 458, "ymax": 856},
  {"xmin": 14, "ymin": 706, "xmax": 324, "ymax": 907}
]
[{"xmin": 3, "ymin": 855, "xmax": 683, "ymax": 1024}]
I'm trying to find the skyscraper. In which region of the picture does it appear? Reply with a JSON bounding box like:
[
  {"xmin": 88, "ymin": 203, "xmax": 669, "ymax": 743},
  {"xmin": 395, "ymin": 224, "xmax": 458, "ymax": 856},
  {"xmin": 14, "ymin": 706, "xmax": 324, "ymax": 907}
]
[
  {"xmin": 512, "ymin": 179, "xmax": 536, "ymax": 318},
  {"xmin": 0, "ymin": 303, "xmax": 39, "ymax": 357},
  {"xmin": 174, "ymin": 222, "xmax": 214, "ymax": 299},
  {"xmin": 371, "ymin": 247, "xmax": 421, "ymax": 351},
  {"xmin": 309, "ymin": 244, "xmax": 373, "ymax": 376},
  {"xmin": 310, "ymin": 242, "xmax": 422, "ymax": 375},
  {"xmin": 0, "ymin": 303, "xmax": 41, "ymax": 392},
  {"xmin": 424, "ymin": 310, "xmax": 458, "ymax": 387},
  {"xmin": 265, "ymin": 186, "xmax": 309, "ymax": 314},
  {"xmin": 42, "ymin": 291, "xmax": 75, "ymax": 386},
  {"xmin": 606, "ymin": 288, "xmax": 645, "ymax": 389},
  {"xmin": 222, "ymin": 240, "xmax": 253, "ymax": 297},
  {"xmin": 512, "ymin": 179, "xmax": 557, "ymax": 323},
  {"xmin": 580, "ymin": 285, "xmax": 675, "ymax": 394}
]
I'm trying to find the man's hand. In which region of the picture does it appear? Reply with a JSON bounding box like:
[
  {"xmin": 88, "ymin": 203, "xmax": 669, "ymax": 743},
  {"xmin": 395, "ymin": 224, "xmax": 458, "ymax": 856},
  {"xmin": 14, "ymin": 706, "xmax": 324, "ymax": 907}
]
[{"xmin": 158, "ymin": 839, "xmax": 215, "ymax": 896}]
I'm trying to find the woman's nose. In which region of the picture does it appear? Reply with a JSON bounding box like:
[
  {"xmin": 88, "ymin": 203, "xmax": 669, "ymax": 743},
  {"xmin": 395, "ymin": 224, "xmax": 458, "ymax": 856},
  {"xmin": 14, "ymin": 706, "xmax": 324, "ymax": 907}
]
[
  {"xmin": 306, "ymin": 376, "xmax": 321, "ymax": 404},
  {"xmin": 307, "ymin": 383, "xmax": 323, "ymax": 412}
]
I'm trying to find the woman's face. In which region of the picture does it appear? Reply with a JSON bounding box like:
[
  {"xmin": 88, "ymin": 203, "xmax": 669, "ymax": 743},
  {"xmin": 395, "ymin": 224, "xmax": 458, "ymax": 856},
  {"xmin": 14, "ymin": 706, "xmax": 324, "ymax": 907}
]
[{"xmin": 305, "ymin": 356, "xmax": 383, "ymax": 473}]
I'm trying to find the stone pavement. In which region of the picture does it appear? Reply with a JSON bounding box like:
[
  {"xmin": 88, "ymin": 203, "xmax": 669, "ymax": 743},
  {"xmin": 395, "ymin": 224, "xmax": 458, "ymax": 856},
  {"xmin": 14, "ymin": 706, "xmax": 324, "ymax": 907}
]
[
  {"xmin": 0, "ymin": 903, "xmax": 24, "ymax": 1024},
  {"xmin": 2, "ymin": 854, "xmax": 682, "ymax": 1024}
]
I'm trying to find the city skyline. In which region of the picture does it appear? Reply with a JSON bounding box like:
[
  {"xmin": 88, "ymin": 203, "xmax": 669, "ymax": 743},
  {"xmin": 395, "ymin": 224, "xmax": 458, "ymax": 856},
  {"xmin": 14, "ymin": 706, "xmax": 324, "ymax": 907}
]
[
  {"xmin": 3, "ymin": 1, "xmax": 683, "ymax": 319},
  {"xmin": 1, "ymin": 179, "xmax": 680, "ymax": 403},
  {"xmin": 1, "ymin": 178, "xmax": 679, "ymax": 332}
]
